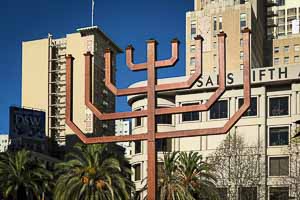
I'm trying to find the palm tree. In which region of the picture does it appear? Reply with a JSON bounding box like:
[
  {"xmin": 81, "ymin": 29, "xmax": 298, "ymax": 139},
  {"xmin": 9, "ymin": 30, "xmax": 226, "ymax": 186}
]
[
  {"xmin": 177, "ymin": 152, "xmax": 218, "ymax": 200},
  {"xmin": 158, "ymin": 152, "xmax": 194, "ymax": 200},
  {"xmin": 158, "ymin": 151, "xmax": 218, "ymax": 200},
  {"xmin": 0, "ymin": 149, "xmax": 53, "ymax": 200},
  {"xmin": 54, "ymin": 143, "xmax": 134, "ymax": 200}
]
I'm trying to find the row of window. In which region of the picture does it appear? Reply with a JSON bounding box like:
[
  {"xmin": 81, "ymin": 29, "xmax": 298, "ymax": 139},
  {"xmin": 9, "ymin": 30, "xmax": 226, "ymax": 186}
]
[
  {"xmin": 274, "ymin": 56, "xmax": 300, "ymax": 65},
  {"xmin": 190, "ymin": 13, "xmax": 247, "ymax": 40},
  {"xmin": 132, "ymin": 125, "xmax": 290, "ymax": 157},
  {"xmin": 274, "ymin": 45, "xmax": 300, "ymax": 53},
  {"xmin": 217, "ymin": 186, "xmax": 288, "ymax": 200},
  {"xmin": 133, "ymin": 157, "xmax": 290, "ymax": 181},
  {"xmin": 133, "ymin": 156, "xmax": 290, "ymax": 181},
  {"xmin": 133, "ymin": 139, "xmax": 171, "ymax": 155},
  {"xmin": 134, "ymin": 96, "xmax": 290, "ymax": 128}
]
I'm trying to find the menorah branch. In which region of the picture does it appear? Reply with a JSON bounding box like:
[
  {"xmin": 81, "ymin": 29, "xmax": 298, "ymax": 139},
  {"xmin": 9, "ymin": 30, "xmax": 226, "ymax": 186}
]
[
  {"xmin": 154, "ymin": 39, "xmax": 179, "ymax": 67},
  {"xmin": 155, "ymin": 29, "xmax": 251, "ymax": 139},
  {"xmin": 103, "ymin": 49, "xmax": 148, "ymax": 96},
  {"xmin": 155, "ymin": 32, "xmax": 227, "ymax": 115},
  {"xmin": 126, "ymin": 45, "xmax": 148, "ymax": 71},
  {"xmin": 155, "ymin": 35, "xmax": 203, "ymax": 92}
]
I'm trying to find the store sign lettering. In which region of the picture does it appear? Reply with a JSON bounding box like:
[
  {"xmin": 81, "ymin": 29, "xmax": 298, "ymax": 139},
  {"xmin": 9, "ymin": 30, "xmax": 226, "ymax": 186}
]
[{"xmin": 196, "ymin": 66, "xmax": 293, "ymax": 88}]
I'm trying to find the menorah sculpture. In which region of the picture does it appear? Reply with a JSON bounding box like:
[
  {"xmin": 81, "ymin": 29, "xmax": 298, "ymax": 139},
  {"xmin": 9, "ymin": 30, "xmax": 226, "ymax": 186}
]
[{"xmin": 66, "ymin": 28, "xmax": 251, "ymax": 199}]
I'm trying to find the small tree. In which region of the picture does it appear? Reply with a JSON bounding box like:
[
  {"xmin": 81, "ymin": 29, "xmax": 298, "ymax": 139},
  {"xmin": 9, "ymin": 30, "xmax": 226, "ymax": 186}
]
[
  {"xmin": 54, "ymin": 143, "xmax": 134, "ymax": 200},
  {"xmin": 158, "ymin": 151, "xmax": 218, "ymax": 200},
  {"xmin": 0, "ymin": 149, "xmax": 54, "ymax": 200},
  {"xmin": 209, "ymin": 133, "xmax": 265, "ymax": 200},
  {"xmin": 280, "ymin": 133, "xmax": 300, "ymax": 199}
]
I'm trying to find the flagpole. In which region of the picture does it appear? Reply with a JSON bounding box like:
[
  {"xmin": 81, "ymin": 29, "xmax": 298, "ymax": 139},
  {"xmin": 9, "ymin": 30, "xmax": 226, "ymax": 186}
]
[{"xmin": 92, "ymin": 0, "xmax": 94, "ymax": 26}]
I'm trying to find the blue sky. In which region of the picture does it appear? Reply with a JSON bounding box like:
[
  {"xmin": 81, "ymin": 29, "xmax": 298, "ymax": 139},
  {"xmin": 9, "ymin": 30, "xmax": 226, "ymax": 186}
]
[{"xmin": 0, "ymin": 0, "xmax": 193, "ymax": 133}]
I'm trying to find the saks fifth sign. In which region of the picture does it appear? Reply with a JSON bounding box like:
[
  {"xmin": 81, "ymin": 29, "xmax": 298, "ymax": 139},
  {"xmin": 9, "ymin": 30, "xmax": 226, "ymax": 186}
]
[{"xmin": 193, "ymin": 65, "xmax": 300, "ymax": 89}]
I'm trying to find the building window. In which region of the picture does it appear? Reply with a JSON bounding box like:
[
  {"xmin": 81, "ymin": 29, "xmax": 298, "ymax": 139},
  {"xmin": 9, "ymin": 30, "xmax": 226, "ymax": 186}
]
[
  {"xmin": 156, "ymin": 139, "xmax": 171, "ymax": 152},
  {"xmin": 213, "ymin": 42, "xmax": 217, "ymax": 49},
  {"xmin": 274, "ymin": 58, "xmax": 280, "ymax": 65},
  {"xmin": 191, "ymin": 22, "xmax": 196, "ymax": 40},
  {"xmin": 238, "ymin": 187, "xmax": 257, "ymax": 200},
  {"xmin": 240, "ymin": 64, "xmax": 244, "ymax": 70},
  {"xmin": 277, "ymin": 0, "xmax": 285, "ymax": 6},
  {"xmin": 157, "ymin": 162, "xmax": 164, "ymax": 180},
  {"xmin": 240, "ymin": 51, "xmax": 244, "ymax": 60},
  {"xmin": 190, "ymin": 45, "xmax": 196, "ymax": 53},
  {"xmin": 210, "ymin": 100, "xmax": 228, "ymax": 119},
  {"xmin": 284, "ymin": 57, "xmax": 289, "ymax": 64},
  {"xmin": 240, "ymin": 0, "xmax": 247, "ymax": 4},
  {"xmin": 182, "ymin": 103, "xmax": 200, "ymax": 122},
  {"xmin": 284, "ymin": 45, "xmax": 289, "ymax": 52},
  {"xmin": 213, "ymin": 17, "xmax": 217, "ymax": 32},
  {"xmin": 217, "ymin": 188, "xmax": 228, "ymax": 200},
  {"xmin": 240, "ymin": 13, "xmax": 247, "ymax": 29},
  {"xmin": 269, "ymin": 187, "xmax": 289, "ymax": 200},
  {"xmin": 133, "ymin": 164, "xmax": 141, "ymax": 181},
  {"xmin": 240, "ymin": 39, "xmax": 244, "ymax": 47},
  {"xmin": 294, "ymin": 44, "xmax": 300, "ymax": 52},
  {"xmin": 190, "ymin": 57, "xmax": 196, "ymax": 66},
  {"xmin": 269, "ymin": 126, "xmax": 289, "ymax": 146},
  {"xmin": 213, "ymin": 54, "xmax": 217, "ymax": 68},
  {"xmin": 135, "ymin": 141, "xmax": 141, "ymax": 154},
  {"xmin": 135, "ymin": 108, "xmax": 142, "ymax": 127},
  {"xmin": 269, "ymin": 96, "xmax": 289, "ymax": 116},
  {"xmin": 294, "ymin": 56, "xmax": 300, "ymax": 63},
  {"xmin": 219, "ymin": 16, "xmax": 223, "ymax": 31},
  {"xmin": 156, "ymin": 114, "xmax": 172, "ymax": 125},
  {"xmin": 269, "ymin": 157, "xmax": 289, "ymax": 176},
  {"xmin": 238, "ymin": 97, "xmax": 257, "ymax": 117}
]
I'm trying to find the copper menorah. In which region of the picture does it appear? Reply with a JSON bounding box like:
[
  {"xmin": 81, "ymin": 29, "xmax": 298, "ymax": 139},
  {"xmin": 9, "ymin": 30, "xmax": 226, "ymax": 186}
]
[{"xmin": 65, "ymin": 28, "xmax": 251, "ymax": 199}]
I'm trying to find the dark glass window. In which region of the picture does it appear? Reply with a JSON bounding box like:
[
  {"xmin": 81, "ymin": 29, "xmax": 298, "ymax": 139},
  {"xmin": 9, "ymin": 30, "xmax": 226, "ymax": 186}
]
[
  {"xmin": 182, "ymin": 103, "xmax": 200, "ymax": 122},
  {"xmin": 191, "ymin": 23, "xmax": 196, "ymax": 40},
  {"xmin": 269, "ymin": 187, "xmax": 289, "ymax": 200},
  {"xmin": 238, "ymin": 97, "xmax": 257, "ymax": 117},
  {"xmin": 269, "ymin": 127, "xmax": 289, "ymax": 146},
  {"xmin": 238, "ymin": 187, "xmax": 257, "ymax": 200},
  {"xmin": 190, "ymin": 57, "xmax": 196, "ymax": 66},
  {"xmin": 134, "ymin": 164, "xmax": 141, "ymax": 181},
  {"xmin": 135, "ymin": 108, "xmax": 142, "ymax": 127},
  {"xmin": 157, "ymin": 162, "xmax": 164, "ymax": 181},
  {"xmin": 269, "ymin": 157, "xmax": 289, "ymax": 176},
  {"xmin": 156, "ymin": 139, "xmax": 171, "ymax": 152},
  {"xmin": 269, "ymin": 97, "xmax": 289, "ymax": 116},
  {"xmin": 210, "ymin": 100, "xmax": 228, "ymax": 119},
  {"xmin": 135, "ymin": 141, "xmax": 141, "ymax": 154},
  {"xmin": 217, "ymin": 188, "xmax": 228, "ymax": 200},
  {"xmin": 213, "ymin": 17, "xmax": 217, "ymax": 31},
  {"xmin": 156, "ymin": 114, "xmax": 172, "ymax": 125},
  {"xmin": 219, "ymin": 16, "xmax": 223, "ymax": 30},
  {"xmin": 277, "ymin": 0, "xmax": 285, "ymax": 6},
  {"xmin": 240, "ymin": 13, "xmax": 247, "ymax": 29}
]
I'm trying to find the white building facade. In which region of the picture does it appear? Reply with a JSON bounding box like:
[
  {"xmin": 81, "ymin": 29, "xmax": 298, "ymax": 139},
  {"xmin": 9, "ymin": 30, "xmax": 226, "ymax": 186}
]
[
  {"xmin": 0, "ymin": 134, "xmax": 9, "ymax": 152},
  {"xmin": 115, "ymin": 120, "xmax": 132, "ymax": 157}
]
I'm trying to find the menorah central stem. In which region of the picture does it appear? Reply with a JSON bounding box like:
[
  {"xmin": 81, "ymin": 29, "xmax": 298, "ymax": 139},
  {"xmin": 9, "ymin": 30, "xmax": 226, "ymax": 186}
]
[{"xmin": 147, "ymin": 40, "xmax": 157, "ymax": 199}]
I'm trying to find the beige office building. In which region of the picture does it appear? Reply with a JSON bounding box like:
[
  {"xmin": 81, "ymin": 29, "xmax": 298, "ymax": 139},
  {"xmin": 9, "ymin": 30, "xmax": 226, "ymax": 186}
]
[
  {"xmin": 128, "ymin": 0, "xmax": 300, "ymax": 199},
  {"xmin": 265, "ymin": 0, "xmax": 300, "ymax": 67},
  {"xmin": 22, "ymin": 26, "xmax": 121, "ymax": 145}
]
